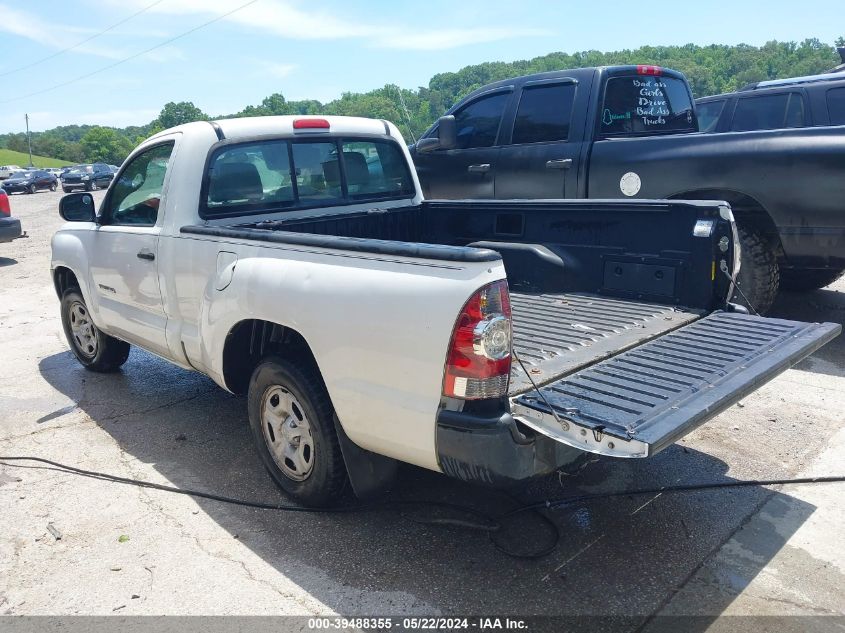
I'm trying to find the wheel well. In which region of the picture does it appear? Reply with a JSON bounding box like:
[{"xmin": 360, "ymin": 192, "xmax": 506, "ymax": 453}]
[
  {"xmin": 222, "ymin": 319, "xmax": 319, "ymax": 395},
  {"xmin": 669, "ymin": 189, "xmax": 784, "ymax": 257},
  {"xmin": 53, "ymin": 266, "xmax": 80, "ymax": 299}
]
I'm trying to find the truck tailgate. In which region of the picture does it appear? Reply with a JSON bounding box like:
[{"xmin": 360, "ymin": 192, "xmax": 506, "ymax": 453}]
[{"xmin": 511, "ymin": 312, "xmax": 840, "ymax": 458}]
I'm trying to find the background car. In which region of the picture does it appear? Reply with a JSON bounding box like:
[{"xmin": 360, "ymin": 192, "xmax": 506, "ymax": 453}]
[
  {"xmin": 696, "ymin": 70, "xmax": 845, "ymax": 133},
  {"xmin": 0, "ymin": 165, "xmax": 23, "ymax": 180},
  {"xmin": 60, "ymin": 163, "xmax": 114, "ymax": 192},
  {"xmin": 1, "ymin": 169, "xmax": 58, "ymax": 194},
  {"xmin": 0, "ymin": 188, "xmax": 23, "ymax": 243}
]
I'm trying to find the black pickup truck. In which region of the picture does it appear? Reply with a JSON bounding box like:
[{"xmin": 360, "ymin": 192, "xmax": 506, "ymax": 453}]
[{"xmin": 411, "ymin": 65, "xmax": 845, "ymax": 313}]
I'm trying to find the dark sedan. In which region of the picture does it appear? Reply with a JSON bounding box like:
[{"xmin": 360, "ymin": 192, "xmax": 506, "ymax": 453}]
[
  {"xmin": 61, "ymin": 163, "xmax": 114, "ymax": 192},
  {"xmin": 1, "ymin": 169, "xmax": 58, "ymax": 194}
]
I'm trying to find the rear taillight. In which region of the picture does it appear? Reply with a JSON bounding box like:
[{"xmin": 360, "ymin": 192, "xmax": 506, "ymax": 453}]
[
  {"xmin": 443, "ymin": 280, "xmax": 512, "ymax": 400},
  {"xmin": 0, "ymin": 191, "xmax": 10, "ymax": 217}
]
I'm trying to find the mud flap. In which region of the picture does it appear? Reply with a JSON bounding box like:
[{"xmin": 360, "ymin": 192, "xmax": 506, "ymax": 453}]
[{"xmin": 511, "ymin": 312, "xmax": 840, "ymax": 458}]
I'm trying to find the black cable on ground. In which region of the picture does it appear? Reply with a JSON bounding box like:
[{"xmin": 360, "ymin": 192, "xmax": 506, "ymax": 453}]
[{"xmin": 2, "ymin": 456, "xmax": 844, "ymax": 560}]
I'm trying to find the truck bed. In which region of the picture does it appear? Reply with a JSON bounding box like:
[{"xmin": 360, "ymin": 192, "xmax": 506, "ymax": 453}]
[{"xmin": 509, "ymin": 292, "xmax": 701, "ymax": 395}]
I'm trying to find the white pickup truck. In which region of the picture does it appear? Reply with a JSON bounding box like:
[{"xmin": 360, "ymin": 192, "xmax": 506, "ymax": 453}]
[{"xmin": 51, "ymin": 115, "xmax": 840, "ymax": 506}]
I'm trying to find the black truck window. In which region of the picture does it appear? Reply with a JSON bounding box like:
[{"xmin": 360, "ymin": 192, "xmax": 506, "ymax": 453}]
[
  {"xmin": 600, "ymin": 75, "xmax": 696, "ymax": 136},
  {"xmin": 730, "ymin": 93, "xmax": 805, "ymax": 132},
  {"xmin": 453, "ymin": 92, "xmax": 509, "ymax": 149},
  {"xmin": 512, "ymin": 83, "xmax": 576, "ymax": 144},
  {"xmin": 827, "ymin": 87, "xmax": 845, "ymax": 125},
  {"xmin": 696, "ymin": 100, "xmax": 726, "ymax": 133}
]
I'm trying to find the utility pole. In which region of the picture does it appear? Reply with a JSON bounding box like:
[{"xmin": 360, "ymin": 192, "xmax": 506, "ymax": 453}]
[{"xmin": 25, "ymin": 114, "xmax": 33, "ymax": 167}]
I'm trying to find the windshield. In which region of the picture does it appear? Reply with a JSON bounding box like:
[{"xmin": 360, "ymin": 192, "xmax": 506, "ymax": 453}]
[
  {"xmin": 68, "ymin": 166, "xmax": 93, "ymax": 174},
  {"xmin": 16, "ymin": 171, "xmax": 34, "ymax": 178},
  {"xmin": 600, "ymin": 74, "xmax": 697, "ymax": 136}
]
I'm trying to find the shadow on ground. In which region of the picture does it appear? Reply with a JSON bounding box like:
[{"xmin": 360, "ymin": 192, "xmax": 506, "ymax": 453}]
[
  {"xmin": 0, "ymin": 257, "xmax": 18, "ymax": 268},
  {"xmin": 770, "ymin": 287, "xmax": 845, "ymax": 378},
  {"xmin": 36, "ymin": 345, "xmax": 815, "ymax": 628}
]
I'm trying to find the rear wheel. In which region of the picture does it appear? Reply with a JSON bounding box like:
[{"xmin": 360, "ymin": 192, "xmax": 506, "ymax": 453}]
[
  {"xmin": 780, "ymin": 268, "xmax": 845, "ymax": 292},
  {"xmin": 50, "ymin": 182, "xmax": 57, "ymax": 192},
  {"xmin": 730, "ymin": 223, "xmax": 779, "ymax": 315},
  {"xmin": 247, "ymin": 356, "xmax": 348, "ymax": 506},
  {"xmin": 60, "ymin": 289, "xmax": 130, "ymax": 372}
]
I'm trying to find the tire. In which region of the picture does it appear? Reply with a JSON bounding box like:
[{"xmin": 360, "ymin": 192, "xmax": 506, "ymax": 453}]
[
  {"xmin": 247, "ymin": 355, "xmax": 348, "ymax": 506},
  {"xmin": 28, "ymin": 184, "xmax": 37, "ymax": 194},
  {"xmin": 780, "ymin": 268, "xmax": 845, "ymax": 292},
  {"xmin": 730, "ymin": 223, "xmax": 779, "ymax": 315},
  {"xmin": 62, "ymin": 187, "xmax": 71, "ymax": 193},
  {"xmin": 50, "ymin": 182, "xmax": 57, "ymax": 192},
  {"xmin": 60, "ymin": 288, "xmax": 130, "ymax": 372},
  {"xmin": 85, "ymin": 182, "xmax": 93, "ymax": 191}
]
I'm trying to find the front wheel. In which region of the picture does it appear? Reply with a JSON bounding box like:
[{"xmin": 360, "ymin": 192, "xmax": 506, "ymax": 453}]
[
  {"xmin": 50, "ymin": 182, "xmax": 57, "ymax": 192},
  {"xmin": 60, "ymin": 288, "xmax": 130, "ymax": 372},
  {"xmin": 28, "ymin": 184, "xmax": 37, "ymax": 194},
  {"xmin": 780, "ymin": 268, "xmax": 845, "ymax": 292},
  {"xmin": 247, "ymin": 356, "xmax": 348, "ymax": 506},
  {"xmin": 730, "ymin": 224, "xmax": 779, "ymax": 315}
]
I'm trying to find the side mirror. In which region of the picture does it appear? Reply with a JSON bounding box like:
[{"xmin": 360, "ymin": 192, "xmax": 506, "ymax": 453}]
[
  {"xmin": 59, "ymin": 193, "xmax": 96, "ymax": 222},
  {"xmin": 416, "ymin": 115, "xmax": 458, "ymax": 153}
]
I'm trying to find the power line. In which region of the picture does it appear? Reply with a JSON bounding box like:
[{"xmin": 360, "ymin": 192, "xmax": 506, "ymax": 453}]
[
  {"xmin": 0, "ymin": 0, "xmax": 166, "ymax": 78},
  {"xmin": 0, "ymin": 0, "xmax": 260, "ymax": 105}
]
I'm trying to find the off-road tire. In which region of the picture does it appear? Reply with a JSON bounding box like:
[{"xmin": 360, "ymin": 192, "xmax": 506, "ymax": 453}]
[
  {"xmin": 731, "ymin": 223, "xmax": 779, "ymax": 315},
  {"xmin": 247, "ymin": 355, "xmax": 348, "ymax": 507},
  {"xmin": 780, "ymin": 268, "xmax": 845, "ymax": 292},
  {"xmin": 60, "ymin": 288, "xmax": 130, "ymax": 372}
]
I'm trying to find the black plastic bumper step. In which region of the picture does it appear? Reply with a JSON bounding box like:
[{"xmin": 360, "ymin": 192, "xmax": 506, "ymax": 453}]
[{"xmin": 512, "ymin": 311, "xmax": 840, "ymax": 457}]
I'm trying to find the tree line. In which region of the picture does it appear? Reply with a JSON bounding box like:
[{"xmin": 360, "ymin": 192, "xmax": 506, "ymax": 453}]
[{"xmin": 1, "ymin": 38, "xmax": 841, "ymax": 165}]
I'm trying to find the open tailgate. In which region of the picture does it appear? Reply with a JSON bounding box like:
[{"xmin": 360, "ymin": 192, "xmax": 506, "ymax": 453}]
[{"xmin": 511, "ymin": 312, "xmax": 840, "ymax": 458}]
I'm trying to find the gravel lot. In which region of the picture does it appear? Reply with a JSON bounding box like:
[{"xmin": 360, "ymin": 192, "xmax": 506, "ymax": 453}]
[{"xmin": 1, "ymin": 189, "xmax": 843, "ymax": 626}]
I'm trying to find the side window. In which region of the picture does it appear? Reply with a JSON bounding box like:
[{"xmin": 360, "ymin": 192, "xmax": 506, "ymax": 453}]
[
  {"xmin": 512, "ymin": 83, "xmax": 576, "ymax": 144},
  {"xmin": 826, "ymin": 87, "xmax": 845, "ymax": 125},
  {"xmin": 453, "ymin": 92, "xmax": 509, "ymax": 149},
  {"xmin": 105, "ymin": 143, "xmax": 174, "ymax": 226},
  {"xmin": 291, "ymin": 142, "xmax": 343, "ymax": 204},
  {"xmin": 696, "ymin": 100, "xmax": 726, "ymax": 133},
  {"xmin": 207, "ymin": 140, "xmax": 294, "ymax": 212},
  {"xmin": 730, "ymin": 93, "xmax": 804, "ymax": 132}
]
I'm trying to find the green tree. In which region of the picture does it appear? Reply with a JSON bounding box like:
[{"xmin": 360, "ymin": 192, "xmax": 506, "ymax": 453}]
[
  {"xmin": 156, "ymin": 101, "xmax": 208, "ymax": 129},
  {"xmin": 79, "ymin": 127, "xmax": 134, "ymax": 164}
]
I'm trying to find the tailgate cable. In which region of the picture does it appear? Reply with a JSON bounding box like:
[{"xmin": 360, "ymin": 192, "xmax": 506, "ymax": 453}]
[
  {"xmin": 512, "ymin": 349, "xmax": 571, "ymax": 431},
  {"xmin": 720, "ymin": 260, "xmax": 759, "ymax": 316},
  {"xmin": 2, "ymin": 455, "xmax": 845, "ymax": 560}
]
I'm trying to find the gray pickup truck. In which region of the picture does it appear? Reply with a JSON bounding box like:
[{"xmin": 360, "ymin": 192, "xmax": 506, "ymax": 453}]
[{"xmin": 412, "ymin": 64, "xmax": 845, "ymax": 314}]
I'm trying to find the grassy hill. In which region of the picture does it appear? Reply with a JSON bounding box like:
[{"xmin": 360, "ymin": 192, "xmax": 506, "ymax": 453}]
[{"xmin": 0, "ymin": 148, "xmax": 72, "ymax": 168}]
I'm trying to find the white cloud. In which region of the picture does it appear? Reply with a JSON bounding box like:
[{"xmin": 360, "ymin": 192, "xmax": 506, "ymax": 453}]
[
  {"xmin": 108, "ymin": 0, "xmax": 551, "ymax": 50},
  {"xmin": 0, "ymin": 6, "xmax": 125, "ymax": 60},
  {"xmin": 254, "ymin": 61, "xmax": 298, "ymax": 79}
]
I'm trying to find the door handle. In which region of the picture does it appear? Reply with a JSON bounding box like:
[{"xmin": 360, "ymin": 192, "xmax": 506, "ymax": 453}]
[
  {"xmin": 546, "ymin": 158, "xmax": 573, "ymax": 170},
  {"xmin": 467, "ymin": 163, "xmax": 491, "ymax": 174},
  {"xmin": 137, "ymin": 250, "xmax": 155, "ymax": 261}
]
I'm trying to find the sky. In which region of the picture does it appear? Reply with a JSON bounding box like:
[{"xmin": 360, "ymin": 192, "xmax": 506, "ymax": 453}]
[{"xmin": 0, "ymin": 0, "xmax": 842, "ymax": 134}]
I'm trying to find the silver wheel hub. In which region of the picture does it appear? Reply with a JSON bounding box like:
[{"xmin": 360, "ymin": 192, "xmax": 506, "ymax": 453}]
[
  {"xmin": 261, "ymin": 385, "xmax": 314, "ymax": 481},
  {"xmin": 69, "ymin": 300, "xmax": 98, "ymax": 358}
]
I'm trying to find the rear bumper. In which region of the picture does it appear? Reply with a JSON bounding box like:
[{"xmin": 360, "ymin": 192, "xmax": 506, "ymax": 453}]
[
  {"xmin": 436, "ymin": 409, "xmax": 587, "ymax": 486},
  {"xmin": 0, "ymin": 217, "xmax": 23, "ymax": 242}
]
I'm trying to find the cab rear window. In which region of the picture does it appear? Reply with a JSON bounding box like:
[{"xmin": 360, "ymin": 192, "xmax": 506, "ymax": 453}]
[
  {"xmin": 600, "ymin": 75, "xmax": 697, "ymax": 136},
  {"xmin": 202, "ymin": 137, "xmax": 415, "ymax": 219}
]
